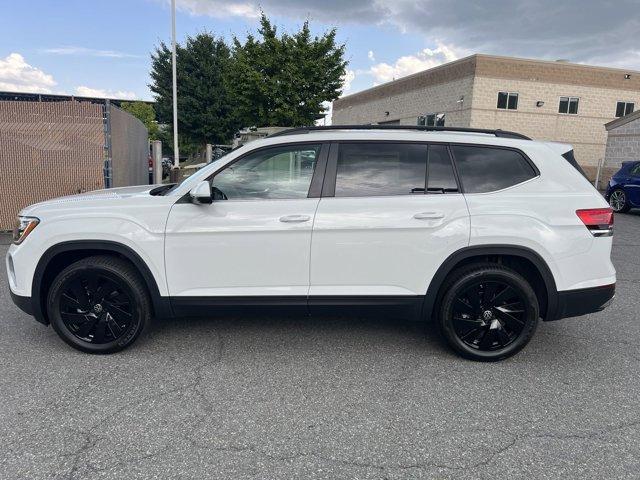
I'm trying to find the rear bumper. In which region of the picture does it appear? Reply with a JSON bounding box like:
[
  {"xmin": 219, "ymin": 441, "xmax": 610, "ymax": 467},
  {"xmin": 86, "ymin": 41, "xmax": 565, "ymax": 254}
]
[{"xmin": 551, "ymin": 283, "xmax": 615, "ymax": 320}]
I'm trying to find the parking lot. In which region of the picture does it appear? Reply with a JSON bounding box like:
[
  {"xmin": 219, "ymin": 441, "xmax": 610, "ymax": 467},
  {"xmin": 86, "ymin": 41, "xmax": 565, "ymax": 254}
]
[{"xmin": 0, "ymin": 212, "xmax": 638, "ymax": 480}]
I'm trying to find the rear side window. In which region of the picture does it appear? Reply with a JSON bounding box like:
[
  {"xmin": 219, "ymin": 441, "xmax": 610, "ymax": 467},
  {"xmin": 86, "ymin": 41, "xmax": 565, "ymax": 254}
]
[
  {"xmin": 451, "ymin": 146, "xmax": 537, "ymax": 193},
  {"xmin": 427, "ymin": 144, "xmax": 458, "ymax": 192},
  {"xmin": 334, "ymin": 143, "xmax": 427, "ymax": 197}
]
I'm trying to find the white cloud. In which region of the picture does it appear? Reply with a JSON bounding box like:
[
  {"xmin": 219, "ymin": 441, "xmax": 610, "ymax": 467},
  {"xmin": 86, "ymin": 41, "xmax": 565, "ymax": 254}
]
[
  {"xmin": 75, "ymin": 86, "xmax": 137, "ymax": 100},
  {"xmin": 368, "ymin": 50, "xmax": 375, "ymax": 62},
  {"xmin": 369, "ymin": 42, "xmax": 465, "ymax": 84},
  {"xmin": 0, "ymin": 53, "xmax": 57, "ymax": 93},
  {"xmin": 42, "ymin": 47, "xmax": 141, "ymax": 59},
  {"xmin": 341, "ymin": 69, "xmax": 355, "ymax": 93},
  {"xmin": 175, "ymin": 0, "xmax": 260, "ymax": 18}
]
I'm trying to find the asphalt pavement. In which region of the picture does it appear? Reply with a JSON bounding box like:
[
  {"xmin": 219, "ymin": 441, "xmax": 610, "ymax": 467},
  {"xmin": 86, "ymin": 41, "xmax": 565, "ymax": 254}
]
[{"xmin": 1, "ymin": 212, "xmax": 639, "ymax": 479}]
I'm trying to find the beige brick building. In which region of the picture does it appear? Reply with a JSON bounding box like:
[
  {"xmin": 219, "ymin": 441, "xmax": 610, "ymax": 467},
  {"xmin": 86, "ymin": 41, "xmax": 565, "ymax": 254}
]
[{"xmin": 332, "ymin": 54, "xmax": 640, "ymax": 180}]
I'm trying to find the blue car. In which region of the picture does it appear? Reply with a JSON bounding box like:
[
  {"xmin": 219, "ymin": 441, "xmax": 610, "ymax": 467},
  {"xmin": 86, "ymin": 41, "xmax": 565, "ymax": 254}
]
[{"xmin": 605, "ymin": 161, "xmax": 640, "ymax": 213}]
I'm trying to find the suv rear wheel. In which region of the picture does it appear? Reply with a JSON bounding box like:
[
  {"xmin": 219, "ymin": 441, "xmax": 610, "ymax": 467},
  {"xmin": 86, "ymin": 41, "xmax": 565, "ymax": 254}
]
[
  {"xmin": 46, "ymin": 255, "xmax": 150, "ymax": 354},
  {"xmin": 438, "ymin": 264, "xmax": 539, "ymax": 361}
]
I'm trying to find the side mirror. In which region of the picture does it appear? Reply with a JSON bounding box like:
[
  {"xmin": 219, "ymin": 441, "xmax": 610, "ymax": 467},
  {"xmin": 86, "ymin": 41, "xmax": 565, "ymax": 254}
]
[{"xmin": 189, "ymin": 181, "xmax": 212, "ymax": 204}]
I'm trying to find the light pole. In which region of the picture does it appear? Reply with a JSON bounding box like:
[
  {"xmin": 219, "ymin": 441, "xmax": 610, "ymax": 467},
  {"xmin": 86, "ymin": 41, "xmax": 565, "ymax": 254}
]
[{"xmin": 171, "ymin": 0, "xmax": 179, "ymax": 168}]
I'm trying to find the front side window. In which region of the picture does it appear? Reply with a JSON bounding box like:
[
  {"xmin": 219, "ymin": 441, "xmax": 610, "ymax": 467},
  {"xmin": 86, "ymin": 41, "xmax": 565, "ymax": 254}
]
[
  {"xmin": 334, "ymin": 143, "xmax": 427, "ymax": 197},
  {"xmin": 211, "ymin": 144, "xmax": 320, "ymax": 200},
  {"xmin": 616, "ymin": 101, "xmax": 634, "ymax": 117},
  {"xmin": 497, "ymin": 92, "xmax": 518, "ymax": 110},
  {"xmin": 559, "ymin": 96, "xmax": 579, "ymax": 114},
  {"xmin": 452, "ymin": 146, "xmax": 537, "ymax": 193}
]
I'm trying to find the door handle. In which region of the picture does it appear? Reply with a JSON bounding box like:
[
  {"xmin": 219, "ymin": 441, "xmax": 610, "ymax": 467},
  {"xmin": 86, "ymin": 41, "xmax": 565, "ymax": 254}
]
[
  {"xmin": 279, "ymin": 214, "xmax": 311, "ymax": 223},
  {"xmin": 413, "ymin": 212, "xmax": 444, "ymax": 220}
]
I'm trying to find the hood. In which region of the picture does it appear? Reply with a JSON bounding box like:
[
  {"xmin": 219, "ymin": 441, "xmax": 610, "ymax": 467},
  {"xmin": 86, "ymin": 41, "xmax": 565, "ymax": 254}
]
[{"xmin": 20, "ymin": 185, "xmax": 159, "ymax": 214}]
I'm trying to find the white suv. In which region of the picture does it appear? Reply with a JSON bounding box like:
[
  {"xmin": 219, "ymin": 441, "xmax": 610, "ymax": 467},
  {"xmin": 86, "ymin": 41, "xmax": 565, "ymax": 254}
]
[{"xmin": 7, "ymin": 126, "xmax": 616, "ymax": 361}]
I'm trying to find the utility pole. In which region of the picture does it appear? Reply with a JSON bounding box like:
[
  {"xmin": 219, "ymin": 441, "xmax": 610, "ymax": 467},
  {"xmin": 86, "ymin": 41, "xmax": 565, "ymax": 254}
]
[{"xmin": 171, "ymin": 0, "xmax": 179, "ymax": 169}]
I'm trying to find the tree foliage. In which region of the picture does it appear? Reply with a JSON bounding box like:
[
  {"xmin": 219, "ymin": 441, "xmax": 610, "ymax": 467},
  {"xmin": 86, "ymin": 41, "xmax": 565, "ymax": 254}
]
[
  {"xmin": 150, "ymin": 33, "xmax": 238, "ymax": 154},
  {"xmin": 148, "ymin": 14, "xmax": 347, "ymax": 153},
  {"xmin": 229, "ymin": 15, "xmax": 347, "ymax": 127},
  {"xmin": 120, "ymin": 101, "xmax": 159, "ymax": 139}
]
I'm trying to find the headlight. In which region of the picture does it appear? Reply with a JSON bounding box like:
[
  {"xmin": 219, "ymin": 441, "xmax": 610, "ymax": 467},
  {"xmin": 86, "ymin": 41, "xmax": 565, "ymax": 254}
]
[{"xmin": 13, "ymin": 216, "xmax": 39, "ymax": 245}]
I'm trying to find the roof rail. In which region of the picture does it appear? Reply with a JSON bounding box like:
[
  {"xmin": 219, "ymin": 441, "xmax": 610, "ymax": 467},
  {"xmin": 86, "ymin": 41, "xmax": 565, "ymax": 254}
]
[{"xmin": 268, "ymin": 125, "xmax": 531, "ymax": 140}]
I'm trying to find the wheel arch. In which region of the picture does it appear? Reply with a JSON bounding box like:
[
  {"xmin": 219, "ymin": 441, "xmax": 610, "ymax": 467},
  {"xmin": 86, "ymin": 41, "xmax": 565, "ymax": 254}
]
[
  {"xmin": 422, "ymin": 245, "xmax": 559, "ymax": 322},
  {"xmin": 32, "ymin": 240, "xmax": 171, "ymax": 325}
]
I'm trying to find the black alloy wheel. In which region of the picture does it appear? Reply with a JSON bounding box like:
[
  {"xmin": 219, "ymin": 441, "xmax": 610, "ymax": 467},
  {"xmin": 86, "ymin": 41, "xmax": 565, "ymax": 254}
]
[
  {"xmin": 438, "ymin": 264, "xmax": 539, "ymax": 361},
  {"xmin": 47, "ymin": 256, "xmax": 150, "ymax": 353},
  {"xmin": 451, "ymin": 280, "xmax": 526, "ymax": 351},
  {"xmin": 58, "ymin": 272, "xmax": 134, "ymax": 344}
]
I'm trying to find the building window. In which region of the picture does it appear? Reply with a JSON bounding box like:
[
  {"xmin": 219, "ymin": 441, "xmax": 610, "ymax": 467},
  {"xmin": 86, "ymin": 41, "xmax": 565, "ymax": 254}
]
[
  {"xmin": 559, "ymin": 97, "xmax": 579, "ymax": 114},
  {"xmin": 418, "ymin": 113, "xmax": 445, "ymax": 126},
  {"xmin": 615, "ymin": 101, "xmax": 634, "ymax": 118},
  {"xmin": 497, "ymin": 92, "xmax": 518, "ymax": 110}
]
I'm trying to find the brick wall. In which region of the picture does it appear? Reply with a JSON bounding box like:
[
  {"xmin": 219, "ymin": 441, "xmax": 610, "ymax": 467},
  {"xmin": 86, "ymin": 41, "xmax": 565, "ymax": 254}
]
[
  {"xmin": 470, "ymin": 76, "xmax": 640, "ymax": 171},
  {"xmin": 333, "ymin": 76, "xmax": 474, "ymax": 127},
  {"xmin": 604, "ymin": 114, "xmax": 640, "ymax": 170}
]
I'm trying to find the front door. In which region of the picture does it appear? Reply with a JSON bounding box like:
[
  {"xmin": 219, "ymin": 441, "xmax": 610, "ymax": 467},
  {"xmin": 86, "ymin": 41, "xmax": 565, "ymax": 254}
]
[
  {"xmin": 309, "ymin": 142, "xmax": 470, "ymax": 311},
  {"xmin": 165, "ymin": 143, "xmax": 327, "ymax": 310},
  {"xmin": 626, "ymin": 162, "xmax": 640, "ymax": 206}
]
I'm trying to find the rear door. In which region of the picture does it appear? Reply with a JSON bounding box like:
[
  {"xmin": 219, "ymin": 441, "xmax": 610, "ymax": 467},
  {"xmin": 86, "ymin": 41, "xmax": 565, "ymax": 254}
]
[{"xmin": 308, "ymin": 142, "xmax": 470, "ymax": 310}]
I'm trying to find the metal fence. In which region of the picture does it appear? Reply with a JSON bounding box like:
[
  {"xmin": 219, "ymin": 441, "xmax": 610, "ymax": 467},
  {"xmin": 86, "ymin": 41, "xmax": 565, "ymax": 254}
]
[{"xmin": 0, "ymin": 99, "xmax": 148, "ymax": 230}]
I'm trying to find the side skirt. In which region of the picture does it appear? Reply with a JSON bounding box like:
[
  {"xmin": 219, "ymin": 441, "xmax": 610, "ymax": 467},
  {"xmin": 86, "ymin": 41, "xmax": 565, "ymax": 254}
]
[{"xmin": 170, "ymin": 296, "xmax": 424, "ymax": 320}]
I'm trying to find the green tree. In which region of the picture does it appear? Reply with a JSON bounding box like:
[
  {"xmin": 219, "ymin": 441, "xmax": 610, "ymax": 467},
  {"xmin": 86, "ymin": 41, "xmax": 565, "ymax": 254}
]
[
  {"xmin": 149, "ymin": 32, "xmax": 239, "ymax": 154},
  {"xmin": 120, "ymin": 101, "xmax": 159, "ymax": 139},
  {"xmin": 229, "ymin": 14, "xmax": 347, "ymax": 127}
]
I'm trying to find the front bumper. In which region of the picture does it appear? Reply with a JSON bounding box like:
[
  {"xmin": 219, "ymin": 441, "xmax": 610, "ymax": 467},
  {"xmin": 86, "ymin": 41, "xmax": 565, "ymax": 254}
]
[
  {"xmin": 10, "ymin": 290, "xmax": 33, "ymax": 315},
  {"xmin": 9, "ymin": 290, "xmax": 48, "ymax": 325},
  {"xmin": 553, "ymin": 283, "xmax": 615, "ymax": 320}
]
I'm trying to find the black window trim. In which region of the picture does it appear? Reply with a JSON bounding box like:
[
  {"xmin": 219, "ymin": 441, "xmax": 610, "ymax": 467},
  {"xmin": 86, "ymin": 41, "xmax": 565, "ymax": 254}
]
[
  {"xmin": 199, "ymin": 141, "xmax": 331, "ymax": 201},
  {"xmin": 448, "ymin": 142, "xmax": 540, "ymax": 194}
]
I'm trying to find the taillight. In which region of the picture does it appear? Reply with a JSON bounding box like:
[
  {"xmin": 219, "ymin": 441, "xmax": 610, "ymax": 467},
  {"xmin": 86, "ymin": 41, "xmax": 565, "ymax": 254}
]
[{"xmin": 576, "ymin": 208, "xmax": 613, "ymax": 237}]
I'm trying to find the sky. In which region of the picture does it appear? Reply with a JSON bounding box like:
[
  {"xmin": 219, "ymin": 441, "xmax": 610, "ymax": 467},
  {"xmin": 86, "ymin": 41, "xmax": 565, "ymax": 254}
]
[{"xmin": 1, "ymin": 0, "xmax": 639, "ymax": 102}]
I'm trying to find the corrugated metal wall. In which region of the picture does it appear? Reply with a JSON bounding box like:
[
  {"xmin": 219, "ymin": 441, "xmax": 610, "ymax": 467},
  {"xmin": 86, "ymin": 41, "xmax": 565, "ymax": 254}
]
[
  {"xmin": 0, "ymin": 100, "xmax": 149, "ymax": 230},
  {"xmin": 0, "ymin": 101, "xmax": 104, "ymax": 229}
]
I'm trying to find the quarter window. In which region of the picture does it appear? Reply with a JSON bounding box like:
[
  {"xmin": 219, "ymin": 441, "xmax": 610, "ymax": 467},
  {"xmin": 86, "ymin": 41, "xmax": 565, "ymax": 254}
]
[
  {"xmin": 497, "ymin": 92, "xmax": 518, "ymax": 110},
  {"xmin": 615, "ymin": 101, "xmax": 634, "ymax": 117},
  {"xmin": 334, "ymin": 143, "xmax": 427, "ymax": 197},
  {"xmin": 452, "ymin": 146, "xmax": 537, "ymax": 193},
  {"xmin": 559, "ymin": 97, "xmax": 579, "ymax": 114},
  {"xmin": 211, "ymin": 144, "xmax": 320, "ymax": 200}
]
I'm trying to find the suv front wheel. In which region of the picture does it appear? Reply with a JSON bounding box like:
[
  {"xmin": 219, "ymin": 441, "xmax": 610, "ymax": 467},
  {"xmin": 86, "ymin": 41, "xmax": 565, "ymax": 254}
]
[
  {"xmin": 46, "ymin": 255, "xmax": 150, "ymax": 354},
  {"xmin": 438, "ymin": 264, "xmax": 539, "ymax": 361}
]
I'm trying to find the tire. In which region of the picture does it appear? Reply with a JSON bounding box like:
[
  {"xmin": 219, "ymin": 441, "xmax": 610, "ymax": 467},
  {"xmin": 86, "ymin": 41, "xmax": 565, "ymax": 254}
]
[
  {"xmin": 437, "ymin": 263, "xmax": 539, "ymax": 361},
  {"xmin": 46, "ymin": 255, "xmax": 150, "ymax": 354},
  {"xmin": 608, "ymin": 188, "xmax": 630, "ymax": 213}
]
